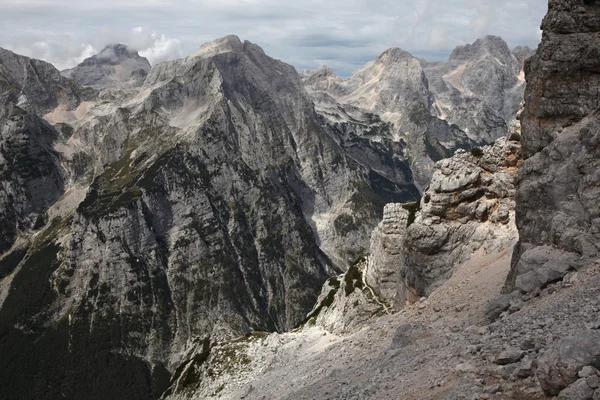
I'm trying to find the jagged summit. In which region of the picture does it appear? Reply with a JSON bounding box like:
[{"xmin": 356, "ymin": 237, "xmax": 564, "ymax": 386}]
[
  {"xmin": 449, "ymin": 35, "xmax": 514, "ymax": 63},
  {"xmin": 191, "ymin": 34, "xmax": 245, "ymax": 58},
  {"xmin": 302, "ymin": 42, "xmax": 474, "ymax": 188},
  {"xmin": 62, "ymin": 43, "xmax": 151, "ymax": 88},
  {"xmin": 301, "ymin": 65, "xmax": 337, "ymax": 78},
  {"xmin": 86, "ymin": 43, "xmax": 145, "ymax": 65},
  {"xmin": 375, "ymin": 47, "xmax": 415, "ymax": 64},
  {"xmin": 189, "ymin": 34, "xmax": 268, "ymax": 61}
]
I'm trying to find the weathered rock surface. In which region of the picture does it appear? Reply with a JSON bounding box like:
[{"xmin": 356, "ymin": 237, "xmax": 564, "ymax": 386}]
[
  {"xmin": 303, "ymin": 259, "xmax": 387, "ymax": 335},
  {"xmin": 0, "ymin": 47, "xmax": 96, "ymax": 117},
  {"xmin": 161, "ymin": 3, "xmax": 600, "ymax": 400},
  {"xmin": 0, "ymin": 49, "xmax": 90, "ymax": 254},
  {"xmin": 62, "ymin": 44, "xmax": 151, "ymax": 88},
  {"xmin": 507, "ymin": 0, "xmax": 600, "ymax": 293},
  {"xmin": 0, "ymin": 103, "xmax": 65, "ymax": 254},
  {"xmin": 303, "ymin": 36, "xmax": 529, "ymax": 188},
  {"xmin": 367, "ymin": 136, "xmax": 521, "ymax": 307}
]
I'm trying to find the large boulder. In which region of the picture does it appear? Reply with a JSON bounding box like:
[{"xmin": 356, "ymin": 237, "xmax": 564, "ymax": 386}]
[{"xmin": 537, "ymin": 331, "xmax": 600, "ymax": 395}]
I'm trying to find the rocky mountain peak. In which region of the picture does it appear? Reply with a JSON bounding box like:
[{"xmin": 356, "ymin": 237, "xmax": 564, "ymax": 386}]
[
  {"xmin": 90, "ymin": 43, "xmax": 145, "ymax": 65},
  {"xmin": 191, "ymin": 34, "xmax": 247, "ymax": 58},
  {"xmin": 302, "ymin": 65, "xmax": 336, "ymax": 79},
  {"xmin": 375, "ymin": 47, "xmax": 416, "ymax": 65},
  {"xmin": 449, "ymin": 35, "xmax": 513, "ymax": 63},
  {"xmin": 62, "ymin": 43, "xmax": 151, "ymax": 88}
]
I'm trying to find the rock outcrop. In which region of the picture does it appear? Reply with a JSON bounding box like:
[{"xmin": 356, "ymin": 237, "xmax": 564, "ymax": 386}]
[
  {"xmin": 303, "ymin": 259, "xmax": 387, "ymax": 335},
  {"xmin": 368, "ymin": 136, "xmax": 521, "ymax": 307},
  {"xmin": 536, "ymin": 331, "xmax": 600, "ymax": 395},
  {"xmin": 507, "ymin": 0, "xmax": 600, "ymax": 294},
  {"xmin": 62, "ymin": 44, "xmax": 151, "ymax": 88}
]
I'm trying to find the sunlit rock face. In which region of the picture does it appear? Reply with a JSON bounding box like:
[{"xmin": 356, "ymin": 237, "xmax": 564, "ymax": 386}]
[{"xmin": 302, "ymin": 35, "xmax": 529, "ymax": 189}]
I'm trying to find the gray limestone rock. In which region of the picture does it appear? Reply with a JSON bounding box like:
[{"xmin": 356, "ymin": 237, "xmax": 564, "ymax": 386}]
[
  {"xmin": 0, "ymin": 103, "xmax": 65, "ymax": 254},
  {"xmin": 422, "ymin": 36, "xmax": 527, "ymax": 145},
  {"xmin": 495, "ymin": 348, "xmax": 525, "ymax": 365},
  {"xmin": 303, "ymin": 260, "xmax": 387, "ymax": 335},
  {"xmin": 558, "ymin": 378, "xmax": 595, "ymax": 400},
  {"xmin": 485, "ymin": 292, "xmax": 520, "ymax": 322},
  {"xmin": 0, "ymin": 35, "xmax": 424, "ymax": 399},
  {"xmin": 536, "ymin": 331, "xmax": 600, "ymax": 395},
  {"xmin": 0, "ymin": 47, "xmax": 96, "ymax": 116},
  {"xmin": 302, "ymin": 48, "xmax": 474, "ymax": 188}
]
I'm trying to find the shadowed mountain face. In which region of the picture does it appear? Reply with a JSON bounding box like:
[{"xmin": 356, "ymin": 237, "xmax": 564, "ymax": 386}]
[
  {"xmin": 62, "ymin": 44, "xmax": 152, "ymax": 88},
  {"xmin": 0, "ymin": 35, "xmax": 420, "ymax": 399}
]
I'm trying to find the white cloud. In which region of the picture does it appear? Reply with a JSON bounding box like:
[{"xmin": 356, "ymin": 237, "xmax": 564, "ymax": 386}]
[
  {"xmin": 430, "ymin": 27, "xmax": 448, "ymax": 49},
  {"xmin": 134, "ymin": 29, "xmax": 183, "ymax": 65},
  {"xmin": 0, "ymin": 0, "xmax": 548, "ymax": 75}
]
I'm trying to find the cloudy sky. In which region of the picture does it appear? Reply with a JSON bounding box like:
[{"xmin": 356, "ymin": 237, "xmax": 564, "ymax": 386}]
[{"xmin": 0, "ymin": 0, "xmax": 547, "ymax": 76}]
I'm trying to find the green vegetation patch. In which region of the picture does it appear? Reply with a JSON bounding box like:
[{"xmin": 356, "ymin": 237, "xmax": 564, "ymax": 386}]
[
  {"xmin": 334, "ymin": 213, "xmax": 358, "ymax": 237},
  {"xmin": 344, "ymin": 263, "xmax": 365, "ymax": 296},
  {"xmin": 471, "ymin": 147, "xmax": 485, "ymax": 158}
]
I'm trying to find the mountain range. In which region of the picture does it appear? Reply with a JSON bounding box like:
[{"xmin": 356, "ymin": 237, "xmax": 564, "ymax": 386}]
[{"xmin": 0, "ymin": 32, "xmax": 537, "ymax": 399}]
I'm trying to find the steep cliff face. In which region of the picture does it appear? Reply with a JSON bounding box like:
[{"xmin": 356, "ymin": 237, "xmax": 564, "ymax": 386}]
[
  {"xmin": 62, "ymin": 44, "xmax": 151, "ymax": 88},
  {"xmin": 0, "ymin": 49, "xmax": 89, "ymax": 255},
  {"xmin": 367, "ymin": 136, "xmax": 521, "ymax": 307},
  {"xmin": 0, "ymin": 103, "xmax": 65, "ymax": 254},
  {"xmin": 0, "ymin": 36, "xmax": 421, "ymax": 399},
  {"xmin": 507, "ymin": 0, "xmax": 600, "ymax": 293}
]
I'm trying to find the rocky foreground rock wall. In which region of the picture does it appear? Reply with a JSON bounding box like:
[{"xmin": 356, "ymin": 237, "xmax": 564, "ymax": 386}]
[{"xmin": 507, "ymin": 0, "xmax": 600, "ymax": 293}]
